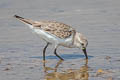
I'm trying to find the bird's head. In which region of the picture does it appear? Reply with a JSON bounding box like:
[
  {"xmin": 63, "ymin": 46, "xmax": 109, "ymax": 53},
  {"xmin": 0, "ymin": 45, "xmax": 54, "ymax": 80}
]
[{"xmin": 75, "ymin": 32, "xmax": 88, "ymax": 59}]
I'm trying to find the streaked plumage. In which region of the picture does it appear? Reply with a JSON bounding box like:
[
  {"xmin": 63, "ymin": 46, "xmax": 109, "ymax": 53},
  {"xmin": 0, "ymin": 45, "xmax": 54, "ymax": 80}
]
[{"xmin": 14, "ymin": 15, "xmax": 88, "ymax": 60}]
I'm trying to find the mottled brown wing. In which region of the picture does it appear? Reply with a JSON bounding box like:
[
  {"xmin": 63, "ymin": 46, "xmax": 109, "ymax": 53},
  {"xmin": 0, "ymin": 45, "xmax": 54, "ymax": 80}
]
[{"xmin": 34, "ymin": 21, "xmax": 75, "ymax": 39}]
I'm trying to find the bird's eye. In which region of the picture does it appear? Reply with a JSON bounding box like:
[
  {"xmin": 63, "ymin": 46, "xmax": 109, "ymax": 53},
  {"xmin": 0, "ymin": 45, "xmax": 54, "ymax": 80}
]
[{"xmin": 81, "ymin": 43, "xmax": 84, "ymax": 46}]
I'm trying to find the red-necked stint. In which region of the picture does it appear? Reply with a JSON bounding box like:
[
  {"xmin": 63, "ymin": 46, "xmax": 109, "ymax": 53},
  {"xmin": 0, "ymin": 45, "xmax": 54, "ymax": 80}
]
[{"xmin": 14, "ymin": 15, "xmax": 88, "ymax": 60}]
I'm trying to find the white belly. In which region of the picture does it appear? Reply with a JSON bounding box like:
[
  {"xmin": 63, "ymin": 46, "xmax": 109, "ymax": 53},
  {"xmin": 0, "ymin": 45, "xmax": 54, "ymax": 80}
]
[
  {"xmin": 34, "ymin": 28, "xmax": 58, "ymax": 43},
  {"xmin": 33, "ymin": 28, "xmax": 73, "ymax": 47},
  {"xmin": 27, "ymin": 25, "xmax": 74, "ymax": 48}
]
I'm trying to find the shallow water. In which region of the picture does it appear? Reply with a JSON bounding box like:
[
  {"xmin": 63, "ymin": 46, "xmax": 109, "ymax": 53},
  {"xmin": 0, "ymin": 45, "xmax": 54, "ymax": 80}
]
[{"xmin": 0, "ymin": 0, "xmax": 120, "ymax": 80}]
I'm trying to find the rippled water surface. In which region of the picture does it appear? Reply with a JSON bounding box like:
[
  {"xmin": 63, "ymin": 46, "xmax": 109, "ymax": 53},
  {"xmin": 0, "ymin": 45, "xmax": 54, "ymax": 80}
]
[{"xmin": 0, "ymin": 0, "xmax": 120, "ymax": 80}]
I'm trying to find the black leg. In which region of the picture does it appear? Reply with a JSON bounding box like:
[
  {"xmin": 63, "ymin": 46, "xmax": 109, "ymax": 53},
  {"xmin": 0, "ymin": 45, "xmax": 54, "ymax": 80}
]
[
  {"xmin": 54, "ymin": 48, "xmax": 64, "ymax": 60},
  {"xmin": 43, "ymin": 43, "xmax": 49, "ymax": 61}
]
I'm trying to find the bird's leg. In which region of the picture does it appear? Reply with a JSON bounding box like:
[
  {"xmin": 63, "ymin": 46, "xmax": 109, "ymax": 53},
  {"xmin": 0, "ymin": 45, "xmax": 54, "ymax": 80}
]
[
  {"xmin": 43, "ymin": 43, "xmax": 49, "ymax": 61},
  {"xmin": 54, "ymin": 48, "xmax": 64, "ymax": 60}
]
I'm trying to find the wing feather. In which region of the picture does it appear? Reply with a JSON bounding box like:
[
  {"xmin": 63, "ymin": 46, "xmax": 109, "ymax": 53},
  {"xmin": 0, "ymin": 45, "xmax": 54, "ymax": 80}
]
[
  {"xmin": 14, "ymin": 15, "xmax": 75, "ymax": 39},
  {"xmin": 33, "ymin": 21, "xmax": 75, "ymax": 38}
]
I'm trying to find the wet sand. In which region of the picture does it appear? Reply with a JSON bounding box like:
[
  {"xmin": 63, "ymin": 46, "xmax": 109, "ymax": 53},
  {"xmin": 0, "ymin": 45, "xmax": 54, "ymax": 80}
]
[{"xmin": 0, "ymin": 0, "xmax": 120, "ymax": 80}]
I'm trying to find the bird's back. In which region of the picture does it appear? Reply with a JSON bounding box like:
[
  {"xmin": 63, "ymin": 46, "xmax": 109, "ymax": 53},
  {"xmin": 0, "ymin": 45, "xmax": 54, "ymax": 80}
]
[
  {"xmin": 33, "ymin": 21, "xmax": 75, "ymax": 39},
  {"xmin": 14, "ymin": 15, "xmax": 75, "ymax": 39},
  {"xmin": 14, "ymin": 15, "xmax": 76, "ymax": 45}
]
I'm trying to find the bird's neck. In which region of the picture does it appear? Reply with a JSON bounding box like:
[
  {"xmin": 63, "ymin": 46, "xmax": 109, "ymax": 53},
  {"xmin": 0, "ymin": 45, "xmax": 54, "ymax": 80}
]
[{"xmin": 72, "ymin": 32, "xmax": 81, "ymax": 48}]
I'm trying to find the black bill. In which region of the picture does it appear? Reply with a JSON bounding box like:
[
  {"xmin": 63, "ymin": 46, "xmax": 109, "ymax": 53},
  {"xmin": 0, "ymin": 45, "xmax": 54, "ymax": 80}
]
[{"xmin": 82, "ymin": 48, "xmax": 88, "ymax": 59}]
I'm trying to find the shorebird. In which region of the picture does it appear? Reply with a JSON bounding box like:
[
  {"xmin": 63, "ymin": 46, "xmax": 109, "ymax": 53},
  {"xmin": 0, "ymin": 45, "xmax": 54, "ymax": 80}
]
[{"xmin": 14, "ymin": 15, "xmax": 88, "ymax": 60}]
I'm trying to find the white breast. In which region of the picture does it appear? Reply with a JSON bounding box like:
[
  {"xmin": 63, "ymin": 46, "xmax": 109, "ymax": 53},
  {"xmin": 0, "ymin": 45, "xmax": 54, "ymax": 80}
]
[
  {"xmin": 34, "ymin": 28, "xmax": 58, "ymax": 43},
  {"xmin": 28, "ymin": 25, "xmax": 74, "ymax": 48}
]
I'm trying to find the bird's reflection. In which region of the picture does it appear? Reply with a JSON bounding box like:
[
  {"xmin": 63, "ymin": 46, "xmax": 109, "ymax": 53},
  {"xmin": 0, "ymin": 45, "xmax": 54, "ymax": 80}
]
[{"xmin": 43, "ymin": 60, "xmax": 89, "ymax": 80}]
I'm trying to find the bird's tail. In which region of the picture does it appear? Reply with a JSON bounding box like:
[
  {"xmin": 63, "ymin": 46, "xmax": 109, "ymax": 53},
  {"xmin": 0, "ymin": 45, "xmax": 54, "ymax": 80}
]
[{"xmin": 14, "ymin": 15, "xmax": 35, "ymax": 25}]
